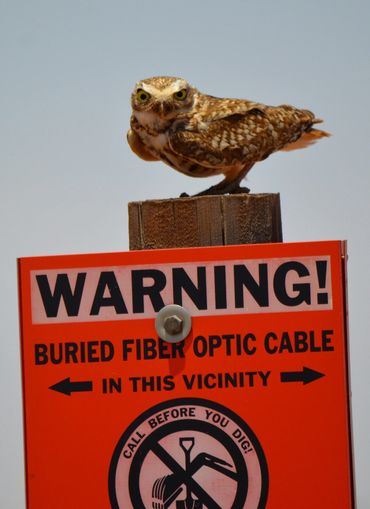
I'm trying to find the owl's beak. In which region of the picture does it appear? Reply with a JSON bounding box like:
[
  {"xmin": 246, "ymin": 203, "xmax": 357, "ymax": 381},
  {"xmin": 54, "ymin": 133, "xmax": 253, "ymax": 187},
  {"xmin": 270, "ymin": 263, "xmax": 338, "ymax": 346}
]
[
  {"xmin": 153, "ymin": 100, "xmax": 172, "ymax": 118},
  {"xmin": 159, "ymin": 101, "xmax": 170, "ymax": 118},
  {"xmin": 158, "ymin": 103, "xmax": 165, "ymax": 117},
  {"xmin": 151, "ymin": 99, "xmax": 173, "ymax": 118}
]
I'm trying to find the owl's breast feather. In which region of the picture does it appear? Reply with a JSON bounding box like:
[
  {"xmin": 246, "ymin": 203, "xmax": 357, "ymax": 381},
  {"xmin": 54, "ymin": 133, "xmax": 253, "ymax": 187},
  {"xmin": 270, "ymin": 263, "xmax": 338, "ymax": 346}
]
[{"xmin": 143, "ymin": 132, "xmax": 168, "ymax": 153}]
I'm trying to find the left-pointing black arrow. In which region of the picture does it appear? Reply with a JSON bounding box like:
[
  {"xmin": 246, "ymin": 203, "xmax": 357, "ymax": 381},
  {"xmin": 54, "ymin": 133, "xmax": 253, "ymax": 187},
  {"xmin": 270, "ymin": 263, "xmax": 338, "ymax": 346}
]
[
  {"xmin": 49, "ymin": 377, "xmax": 93, "ymax": 396},
  {"xmin": 280, "ymin": 366, "xmax": 325, "ymax": 385}
]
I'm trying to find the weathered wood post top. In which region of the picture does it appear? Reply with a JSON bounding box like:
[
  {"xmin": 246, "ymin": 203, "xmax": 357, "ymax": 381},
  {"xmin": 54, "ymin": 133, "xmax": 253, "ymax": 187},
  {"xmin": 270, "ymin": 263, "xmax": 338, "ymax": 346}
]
[{"xmin": 128, "ymin": 193, "xmax": 282, "ymax": 250}]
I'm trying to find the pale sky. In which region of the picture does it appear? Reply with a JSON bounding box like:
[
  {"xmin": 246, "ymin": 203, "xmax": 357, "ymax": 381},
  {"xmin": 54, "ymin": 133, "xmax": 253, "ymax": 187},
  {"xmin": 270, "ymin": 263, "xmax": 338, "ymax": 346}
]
[{"xmin": 1, "ymin": 0, "xmax": 370, "ymax": 507}]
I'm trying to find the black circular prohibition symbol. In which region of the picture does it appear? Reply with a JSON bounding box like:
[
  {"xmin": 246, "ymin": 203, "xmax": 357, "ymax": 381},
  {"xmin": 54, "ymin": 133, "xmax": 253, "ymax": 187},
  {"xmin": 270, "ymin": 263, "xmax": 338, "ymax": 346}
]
[
  {"xmin": 108, "ymin": 397, "xmax": 269, "ymax": 509},
  {"xmin": 130, "ymin": 419, "xmax": 247, "ymax": 509}
]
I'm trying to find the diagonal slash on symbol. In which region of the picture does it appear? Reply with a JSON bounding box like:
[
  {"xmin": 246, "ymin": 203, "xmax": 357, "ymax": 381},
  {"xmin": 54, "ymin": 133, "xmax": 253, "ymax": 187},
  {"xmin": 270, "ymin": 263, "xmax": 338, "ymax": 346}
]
[{"xmin": 151, "ymin": 441, "xmax": 225, "ymax": 509}]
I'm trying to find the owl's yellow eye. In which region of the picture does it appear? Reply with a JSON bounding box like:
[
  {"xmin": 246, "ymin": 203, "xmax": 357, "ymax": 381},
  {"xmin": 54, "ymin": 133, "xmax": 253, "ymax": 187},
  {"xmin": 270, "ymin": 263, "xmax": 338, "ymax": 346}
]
[
  {"xmin": 136, "ymin": 89, "xmax": 151, "ymax": 103},
  {"xmin": 174, "ymin": 89, "xmax": 188, "ymax": 101}
]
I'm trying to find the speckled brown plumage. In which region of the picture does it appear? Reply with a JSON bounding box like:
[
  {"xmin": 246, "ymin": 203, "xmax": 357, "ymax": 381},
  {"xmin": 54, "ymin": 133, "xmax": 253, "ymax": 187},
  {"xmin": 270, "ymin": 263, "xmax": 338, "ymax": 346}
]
[{"xmin": 128, "ymin": 76, "xmax": 329, "ymax": 195}]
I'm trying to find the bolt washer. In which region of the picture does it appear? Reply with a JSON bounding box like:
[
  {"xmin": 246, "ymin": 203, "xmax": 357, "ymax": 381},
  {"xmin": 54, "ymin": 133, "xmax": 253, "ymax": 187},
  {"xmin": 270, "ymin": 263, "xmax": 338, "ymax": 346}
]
[{"xmin": 155, "ymin": 304, "xmax": 192, "ymax": 343}]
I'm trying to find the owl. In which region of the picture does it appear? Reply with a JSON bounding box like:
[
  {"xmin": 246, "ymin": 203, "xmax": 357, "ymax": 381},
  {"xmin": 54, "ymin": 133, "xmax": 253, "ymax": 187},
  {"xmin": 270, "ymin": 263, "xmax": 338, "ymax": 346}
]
[{"xmin": 127, "ymin": 76, "xmax": 329, "ymax": 195}]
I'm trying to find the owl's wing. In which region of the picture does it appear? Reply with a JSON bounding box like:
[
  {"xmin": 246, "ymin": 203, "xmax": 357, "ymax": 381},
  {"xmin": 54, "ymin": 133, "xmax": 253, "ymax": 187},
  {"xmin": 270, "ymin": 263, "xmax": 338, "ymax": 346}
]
[
  {"xmin": 169, "ymin": 107, "xmax": 268, "ymax": 169},
  {"xmin": 201, "ymin": 98, "xmax": 266, "ymax": 123}
]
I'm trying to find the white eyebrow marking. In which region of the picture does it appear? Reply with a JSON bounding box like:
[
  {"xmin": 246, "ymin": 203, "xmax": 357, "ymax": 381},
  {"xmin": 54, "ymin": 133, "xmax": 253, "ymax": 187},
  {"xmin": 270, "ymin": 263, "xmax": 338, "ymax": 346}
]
[{"xmin": 138, "ymin": 80, "xmax": 188, "ymax": 98}]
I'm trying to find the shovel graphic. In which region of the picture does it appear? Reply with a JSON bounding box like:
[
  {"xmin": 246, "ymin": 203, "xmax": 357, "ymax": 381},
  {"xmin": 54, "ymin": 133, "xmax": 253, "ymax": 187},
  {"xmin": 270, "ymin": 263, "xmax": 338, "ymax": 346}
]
[{"xmin": 176, "ymin": 438, "xmax": 202, "ymax": 509}]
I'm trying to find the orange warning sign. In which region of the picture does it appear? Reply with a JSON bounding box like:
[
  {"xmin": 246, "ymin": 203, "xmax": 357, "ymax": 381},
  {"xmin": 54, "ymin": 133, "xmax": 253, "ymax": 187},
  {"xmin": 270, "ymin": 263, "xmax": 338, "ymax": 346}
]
[{"xmin": 18, "ymin": 240, "xmax": 355, "ymax": 508}]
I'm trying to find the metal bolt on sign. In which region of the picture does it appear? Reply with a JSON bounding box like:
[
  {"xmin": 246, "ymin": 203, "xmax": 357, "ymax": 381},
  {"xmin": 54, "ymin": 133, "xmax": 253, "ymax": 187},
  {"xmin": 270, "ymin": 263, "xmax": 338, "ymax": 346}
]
[
  {"xmin": 163, "ymin": 315, "xmax": 183, "ymax": 335},
  {"xmin": 155, "ymin": 304, "xmax": 192, "ymax": 343}
]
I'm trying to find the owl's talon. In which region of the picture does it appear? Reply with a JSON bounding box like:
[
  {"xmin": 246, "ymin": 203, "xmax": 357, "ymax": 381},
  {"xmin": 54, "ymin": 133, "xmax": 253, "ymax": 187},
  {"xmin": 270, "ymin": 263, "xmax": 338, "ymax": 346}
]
[
  {"xmin": 193, "ymin": 185, "xmax": 225, "ymax": 197},
  {"xmin": 230, "ymin": 186, "xmax": 250, "ymax": 194},
  {"xmin": 193, "ymin": 177, "xmax": 250, "ymax": 196}
]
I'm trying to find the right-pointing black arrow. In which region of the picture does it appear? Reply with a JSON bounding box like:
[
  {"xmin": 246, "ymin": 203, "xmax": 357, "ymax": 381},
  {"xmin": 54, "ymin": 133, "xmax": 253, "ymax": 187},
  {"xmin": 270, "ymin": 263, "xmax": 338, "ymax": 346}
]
[
  {"xmin": 280, "ymin": 366, "xmax": 325, "ymax": 385},
  {"xmin": 49, "ymin": 377, "xmax": 93, "ymax": 396}
]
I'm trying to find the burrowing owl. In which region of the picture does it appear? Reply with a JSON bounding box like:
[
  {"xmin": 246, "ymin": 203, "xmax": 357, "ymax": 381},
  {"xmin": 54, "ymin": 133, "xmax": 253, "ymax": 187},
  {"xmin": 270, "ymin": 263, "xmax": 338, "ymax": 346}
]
[{"xmin": 128, "ymin": 76, "xmax": 329, "ymax": 195}]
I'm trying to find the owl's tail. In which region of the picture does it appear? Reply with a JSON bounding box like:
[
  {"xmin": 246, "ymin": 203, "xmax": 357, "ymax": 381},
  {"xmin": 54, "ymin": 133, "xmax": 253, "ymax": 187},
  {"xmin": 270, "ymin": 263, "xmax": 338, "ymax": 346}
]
[{"xmin": 282, "ymin": 119, "xmax": 330, "ymax": 152}]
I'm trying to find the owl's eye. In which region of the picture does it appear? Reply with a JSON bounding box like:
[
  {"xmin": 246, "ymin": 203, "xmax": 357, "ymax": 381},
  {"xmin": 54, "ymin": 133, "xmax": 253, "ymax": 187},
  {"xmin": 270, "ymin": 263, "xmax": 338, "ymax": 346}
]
[
  {"xmin": 174, "ymin": 89, "xmax": 188, "ymax": 101},
  {"xmin": 136, "ymin": 89, "xmax": 151, "ymax": 103}
]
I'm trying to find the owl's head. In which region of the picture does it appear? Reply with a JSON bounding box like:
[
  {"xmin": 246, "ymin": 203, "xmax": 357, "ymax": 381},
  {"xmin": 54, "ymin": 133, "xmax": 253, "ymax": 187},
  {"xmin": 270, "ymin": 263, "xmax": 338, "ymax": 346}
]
[{"xmin": 131, "ymin": 76, "xmax": 196, "ymax": 119}]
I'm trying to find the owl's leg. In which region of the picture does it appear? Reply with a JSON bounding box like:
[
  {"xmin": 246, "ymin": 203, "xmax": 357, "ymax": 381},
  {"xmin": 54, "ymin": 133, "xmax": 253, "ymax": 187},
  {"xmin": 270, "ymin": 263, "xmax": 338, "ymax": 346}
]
[
  {"xmin": 193, "ymin": 179, "xmax": 250, "ymax": 196},
  {"xmin": 192, "ymin": 164, "xmax": 253, "ymax": 196},
  {"xmin": 179, "ymin": 176, "xmax": 249, "ymax": 197}
]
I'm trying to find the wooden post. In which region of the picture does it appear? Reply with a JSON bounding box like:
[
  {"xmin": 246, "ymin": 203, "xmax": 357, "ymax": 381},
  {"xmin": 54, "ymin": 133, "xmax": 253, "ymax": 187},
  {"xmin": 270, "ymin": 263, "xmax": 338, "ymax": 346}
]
[{"xmin": 128, "ymin": 193, "xmax": 282, "ymax": 250}]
